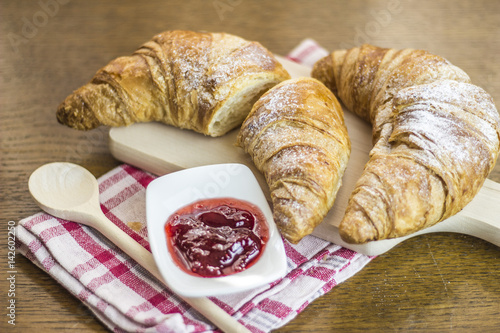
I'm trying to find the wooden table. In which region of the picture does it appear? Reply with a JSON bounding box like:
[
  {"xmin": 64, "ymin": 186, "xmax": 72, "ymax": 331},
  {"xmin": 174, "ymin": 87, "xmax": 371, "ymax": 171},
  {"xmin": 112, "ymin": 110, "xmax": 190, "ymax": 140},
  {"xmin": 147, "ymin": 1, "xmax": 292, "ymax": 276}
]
[{"xmin": 2, "ymin": 0, "xmax": 499, "ymax": 331}]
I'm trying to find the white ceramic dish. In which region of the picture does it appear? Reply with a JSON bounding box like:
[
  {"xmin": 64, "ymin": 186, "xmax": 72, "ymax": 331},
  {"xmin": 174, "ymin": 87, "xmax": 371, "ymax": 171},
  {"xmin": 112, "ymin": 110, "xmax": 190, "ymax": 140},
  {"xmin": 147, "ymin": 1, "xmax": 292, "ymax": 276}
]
[{"xmin": 146, "ymin": 163, "xmax": 287, "ymax": 297}]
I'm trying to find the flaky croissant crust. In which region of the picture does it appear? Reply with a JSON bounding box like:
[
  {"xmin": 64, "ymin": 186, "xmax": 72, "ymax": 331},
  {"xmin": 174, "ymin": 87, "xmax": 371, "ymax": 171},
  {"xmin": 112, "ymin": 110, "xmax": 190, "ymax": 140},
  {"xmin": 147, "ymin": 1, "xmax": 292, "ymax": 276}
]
[
  {"xmin": 57, "ymin": 30, "xmax": 290, "ymax": 136},
  {"xmin": 237, "ymin": 77, "xmax": 351, "ymax": 243},
  {"xmin": 313, "ymin": 44, "xmax": 500, "ymax": 243}
]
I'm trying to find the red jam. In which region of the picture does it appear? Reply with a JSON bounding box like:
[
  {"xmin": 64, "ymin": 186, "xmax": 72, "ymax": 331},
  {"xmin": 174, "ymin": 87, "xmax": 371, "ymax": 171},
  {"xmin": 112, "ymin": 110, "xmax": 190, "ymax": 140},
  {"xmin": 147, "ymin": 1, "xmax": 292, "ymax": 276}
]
[{"xmin": 164, "ymin": 198, "xmax": 269, "ymax": 277}]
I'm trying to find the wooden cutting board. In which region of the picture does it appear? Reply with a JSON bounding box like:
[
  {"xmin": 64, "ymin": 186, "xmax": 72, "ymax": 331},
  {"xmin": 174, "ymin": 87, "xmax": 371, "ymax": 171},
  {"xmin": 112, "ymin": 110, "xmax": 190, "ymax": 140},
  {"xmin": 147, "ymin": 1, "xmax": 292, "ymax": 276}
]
[{"xmin": 108, "ymin": 56, "xmax": 500, "ymax": 255}]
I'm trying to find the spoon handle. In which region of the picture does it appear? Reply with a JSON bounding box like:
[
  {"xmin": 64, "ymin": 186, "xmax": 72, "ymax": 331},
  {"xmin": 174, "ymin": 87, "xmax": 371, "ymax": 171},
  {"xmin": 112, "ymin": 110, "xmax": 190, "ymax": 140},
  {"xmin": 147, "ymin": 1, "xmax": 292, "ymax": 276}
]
[{"xmin": 90, "ymin": 211, "xmax": 250, "ymax": 333}]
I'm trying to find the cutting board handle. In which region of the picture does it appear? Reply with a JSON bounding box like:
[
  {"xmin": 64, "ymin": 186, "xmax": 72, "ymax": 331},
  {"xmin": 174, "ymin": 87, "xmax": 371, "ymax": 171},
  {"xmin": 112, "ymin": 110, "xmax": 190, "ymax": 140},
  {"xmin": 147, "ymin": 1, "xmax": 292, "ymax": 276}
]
[{"xmin": 457, "ymin": 178, "xmax": 500, "ymax": 246}]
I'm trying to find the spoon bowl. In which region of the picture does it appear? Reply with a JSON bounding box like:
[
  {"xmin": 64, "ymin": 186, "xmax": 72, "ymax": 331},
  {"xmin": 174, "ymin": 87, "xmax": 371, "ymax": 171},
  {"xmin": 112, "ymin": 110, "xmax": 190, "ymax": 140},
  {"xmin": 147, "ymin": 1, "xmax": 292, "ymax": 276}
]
[
  {"xmin": 29, "ymin": 162, "xmax": 100, "ymax": 222},
  {"xmin": 28, "ymin": 162, "xmax": 251, "ymax": 333}
]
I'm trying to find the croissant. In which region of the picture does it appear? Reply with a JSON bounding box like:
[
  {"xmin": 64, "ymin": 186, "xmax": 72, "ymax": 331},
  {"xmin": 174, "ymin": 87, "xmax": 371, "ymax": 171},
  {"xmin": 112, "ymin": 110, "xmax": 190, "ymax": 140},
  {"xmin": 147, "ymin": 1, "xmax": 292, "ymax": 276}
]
[
  {"xmin": 312, "ymin": 44, "xmax": 500, "ymax": 243},
  {"xmin": 236, "ymin": 77, "xmax": 351, "ymax": 243},
  {"xmin": 56, "ymin": 30, "xmax": 290, "ymax": 136}
]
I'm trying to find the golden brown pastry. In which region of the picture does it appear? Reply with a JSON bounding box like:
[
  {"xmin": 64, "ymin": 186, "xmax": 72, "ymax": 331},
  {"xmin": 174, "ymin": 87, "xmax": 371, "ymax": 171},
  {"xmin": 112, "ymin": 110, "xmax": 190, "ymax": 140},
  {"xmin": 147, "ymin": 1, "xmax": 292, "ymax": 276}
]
[
  {"xmin": 237, "ymin": 77, "xmax": 351, "ymax": 243},
  {"xmin": 57, "ymin": 30, "xmax": 290, "ymax": 136},
  {"xmin": 312, "ymin": 44, "xmax": 500, "ymax": 243}
]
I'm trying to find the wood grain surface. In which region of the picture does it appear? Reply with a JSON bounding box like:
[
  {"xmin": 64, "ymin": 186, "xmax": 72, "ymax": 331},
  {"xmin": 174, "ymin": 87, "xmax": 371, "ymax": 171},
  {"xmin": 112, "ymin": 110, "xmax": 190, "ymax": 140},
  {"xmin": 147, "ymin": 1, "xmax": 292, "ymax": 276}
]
[{"xmin": 1, "ymin": 0, "xmax": 499, "ymax": 332}]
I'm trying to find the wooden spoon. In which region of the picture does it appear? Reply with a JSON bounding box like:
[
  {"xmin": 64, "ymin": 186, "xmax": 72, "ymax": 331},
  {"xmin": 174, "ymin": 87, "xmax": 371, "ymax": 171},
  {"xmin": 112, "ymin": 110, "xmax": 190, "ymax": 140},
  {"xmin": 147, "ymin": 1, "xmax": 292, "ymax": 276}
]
[{"xmin": 28, "ymin": 162, "xmax": 250, "ymax": 333}]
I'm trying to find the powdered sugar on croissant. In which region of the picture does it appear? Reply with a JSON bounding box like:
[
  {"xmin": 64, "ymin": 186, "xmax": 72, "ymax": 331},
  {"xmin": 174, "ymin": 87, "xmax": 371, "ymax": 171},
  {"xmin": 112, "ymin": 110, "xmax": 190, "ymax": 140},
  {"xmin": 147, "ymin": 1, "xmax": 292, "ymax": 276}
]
[
  {"xmin": 313, "ymin": 44, "xmax": 500, "ymax": 243},
  {"xmin": 57, "ymin": 30, "xmax": 290, "ymax": 136},
  {"xmin": 237, "ymin": 77, "xmax": 351, "ymax": 243}
]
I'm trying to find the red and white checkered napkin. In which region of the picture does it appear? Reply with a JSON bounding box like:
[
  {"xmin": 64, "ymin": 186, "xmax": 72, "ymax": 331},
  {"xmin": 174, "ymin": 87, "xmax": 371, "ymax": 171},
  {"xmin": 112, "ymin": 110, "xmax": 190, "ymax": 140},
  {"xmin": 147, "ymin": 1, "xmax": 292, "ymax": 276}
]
[{"xmin": 16, "ymin": 40, "xmax": 374, "ymax": 333}]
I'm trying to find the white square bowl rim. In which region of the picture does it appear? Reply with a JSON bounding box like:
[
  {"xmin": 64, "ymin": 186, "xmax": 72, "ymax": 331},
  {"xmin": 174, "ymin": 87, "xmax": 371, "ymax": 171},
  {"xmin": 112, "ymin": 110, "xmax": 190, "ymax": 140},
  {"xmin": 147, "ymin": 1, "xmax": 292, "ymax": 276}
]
[{"xmin": 146, "ymin": 163, "xmax": 287, "ymax": 297}]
